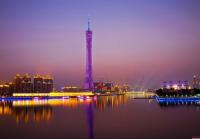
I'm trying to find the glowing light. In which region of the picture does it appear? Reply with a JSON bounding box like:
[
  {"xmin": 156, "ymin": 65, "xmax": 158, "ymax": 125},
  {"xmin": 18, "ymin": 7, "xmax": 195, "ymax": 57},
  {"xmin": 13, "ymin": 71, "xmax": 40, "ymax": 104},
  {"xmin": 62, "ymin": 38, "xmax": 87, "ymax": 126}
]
[
  {"xmin": 49, "ymin": 92, "xmax": 93, "ymax": 97},
  {"xmin": 63, "ymin": 86, "xmax": 79, "ymax": 89},
  {"xmin": 12, "ymin": 98, "xmax": 92, "ymax": 107},
  {"xmin": 155, "ymin": 96, "xmax": 200, "ymax": 103},
  {"xmin": 93, "ymin": 96, "xmax": 97, "ymax": 100},
  {"xmin": 126, "ymin": 92, "xmax": 145, "ymax": 94},
  {"xmin": 86, "ymin": 96, "xmax": 90, "ymax": 99},
  {"xmin": 13, "ymin": 93, "xmax": 49, "ymax": 97},
  {"xmin": 172, "ymin": 84, "xmax": 178, "ymax": 90},
  {"xmin": 0, "ymin": 84, "xmax": 10, "ymax": 87},
  {"xmin": 62, "ymin": 96, "xmax": 70, "ymax": 99},
  {"xmin": 12, "ymin": 92, "xmax": 94, "ymax": 97}
]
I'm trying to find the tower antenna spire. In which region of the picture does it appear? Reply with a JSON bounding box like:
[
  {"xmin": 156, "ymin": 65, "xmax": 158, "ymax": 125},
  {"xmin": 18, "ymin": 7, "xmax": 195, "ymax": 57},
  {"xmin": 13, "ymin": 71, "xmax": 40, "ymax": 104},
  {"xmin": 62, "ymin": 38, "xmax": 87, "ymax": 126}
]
[{"xmin": 88, "ymin": 18, "xmax": 90, "ymax": 30}]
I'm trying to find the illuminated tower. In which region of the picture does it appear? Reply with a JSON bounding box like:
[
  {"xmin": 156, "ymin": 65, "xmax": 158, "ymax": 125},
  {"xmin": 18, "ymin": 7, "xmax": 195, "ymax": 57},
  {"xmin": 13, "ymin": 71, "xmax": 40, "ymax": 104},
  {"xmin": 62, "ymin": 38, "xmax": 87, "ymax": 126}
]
[{"xmin": 85, "ymin": 19, "xmax": 93, "ymax": 91}]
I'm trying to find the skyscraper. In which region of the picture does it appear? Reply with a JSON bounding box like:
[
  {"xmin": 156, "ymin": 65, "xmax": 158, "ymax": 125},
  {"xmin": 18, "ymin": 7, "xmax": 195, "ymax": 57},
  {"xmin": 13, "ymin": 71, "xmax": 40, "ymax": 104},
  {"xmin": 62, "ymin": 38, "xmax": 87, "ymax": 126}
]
[
  {"xmin": 34, "ymin": 74, "xmax": 43, "ymax": 93},
  {"xmin": 43, "ymin": 75, "xmax": 53, "ymax": 93},
  {"xmin": 192, "ymin": 75, "xmax": 199, "ymax": 89},
  {"xmin": 34, "ymin": 74, "xmax": 53, "ymax": 93},
  {"xmin": 85, "ymin": 19, "xmax": 93, "ymax": 91},
  {"xmin": 21, "ymin": 73, "xmax": 33, "ymax": 93},
  {"xmin": 13, "ymin": 74, "xmax": 22, "ymax": 93}
]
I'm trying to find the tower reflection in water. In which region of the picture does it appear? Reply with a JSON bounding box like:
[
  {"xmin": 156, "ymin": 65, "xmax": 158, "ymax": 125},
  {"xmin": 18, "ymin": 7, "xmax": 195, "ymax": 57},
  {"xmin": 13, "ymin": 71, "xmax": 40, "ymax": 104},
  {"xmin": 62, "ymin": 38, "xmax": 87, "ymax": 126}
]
[{"xmin": 0, "ymin": 95, "xmax": 127, "ymax": 139}]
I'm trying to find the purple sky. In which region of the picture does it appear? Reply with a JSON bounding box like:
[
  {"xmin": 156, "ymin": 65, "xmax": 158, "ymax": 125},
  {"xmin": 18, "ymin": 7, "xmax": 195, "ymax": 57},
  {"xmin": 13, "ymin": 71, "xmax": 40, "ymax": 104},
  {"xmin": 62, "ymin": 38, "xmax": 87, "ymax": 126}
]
[{"xmin": 0, "ymin": 0, "xmax": 200, "ymax": 89}]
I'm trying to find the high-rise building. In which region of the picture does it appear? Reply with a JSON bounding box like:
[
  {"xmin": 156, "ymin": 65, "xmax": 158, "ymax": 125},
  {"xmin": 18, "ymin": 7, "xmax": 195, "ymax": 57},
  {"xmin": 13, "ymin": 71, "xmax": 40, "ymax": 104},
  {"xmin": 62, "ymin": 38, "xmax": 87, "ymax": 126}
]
[
  {"xmin": 0, "ymin": 84, "xmax": 10, "ymax": 96},
  {"xmin": 34, "ymin": 75, "xmax": 43, "ymax": 93},
  {"xmin": 192, "ymin": 75, "xmax": 199, "ymax": 89},
  {"xmin": 84, "ymin": 19, "xmax": 93, "ymax": 91},
  {"xmin": 8, "ymin": 82, "xmax": 15, "ymax": 94},
  {"xmin": 43, "ymin": 75, "xmax": 53, "ymax": 93},
  {"xmin": 13, "ymin": 74, "xmax": 22, "ymax": 93},
  {"xmin": 34, "ymin": 74, "xmax": 53, "ymax": 93},
  {"xmin": 21, "ymin": 73, "xmax": 33, "ymax": 93}
]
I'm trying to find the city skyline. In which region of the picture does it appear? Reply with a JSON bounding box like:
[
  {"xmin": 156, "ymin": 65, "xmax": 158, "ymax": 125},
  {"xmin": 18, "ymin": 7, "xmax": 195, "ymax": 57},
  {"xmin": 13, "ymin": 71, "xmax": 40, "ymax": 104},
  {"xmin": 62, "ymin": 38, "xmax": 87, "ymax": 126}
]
[{"xmin": 1, "ymin": 0, "xmax": 200, "ymax": 89}]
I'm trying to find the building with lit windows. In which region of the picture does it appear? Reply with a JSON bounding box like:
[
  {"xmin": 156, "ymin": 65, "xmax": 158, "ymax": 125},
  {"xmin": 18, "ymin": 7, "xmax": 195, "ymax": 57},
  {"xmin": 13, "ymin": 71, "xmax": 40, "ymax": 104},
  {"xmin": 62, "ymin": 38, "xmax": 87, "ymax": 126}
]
[
  {"xmin": 192, "ymin": 75, "xmax": 200, "ymax": 89},
  {"xmin": 34, "ymin": 75, "xmax": 44, "ymax": 93},
  {"xmin": 8, "ymin": 82, "xmax": 15, "ymax": 94},
  {"xmin": 0, "ymin": 74, "xmax": 53, "ymax": 95},
  {"xmin": 13, "ymin": 74, "xmax": 23, "ymax": 93},
  {"xmin": 21, "ymin": 74, "xmax": 33, "ymax": 93},
  {"xmin": 162, "ymin": 80, "xmax": 190, "ymax": 90},
  {"xmin": 13, "ymin": 74, "xmax": 33, "ymax": 93},
  {"xmin": 0, "ymin": 84, "xmax": 10, "ymax": 96},
  {"xmin": 93, "ymin": 82, "xmax": 114, "ymax": 94},
  {"xmin": 34, "ymin": 75, "xmax": 53, "ymax": 93},
  {"xmin": 42, "ymin": 75, "xmax": 53, "ymax": 93}
]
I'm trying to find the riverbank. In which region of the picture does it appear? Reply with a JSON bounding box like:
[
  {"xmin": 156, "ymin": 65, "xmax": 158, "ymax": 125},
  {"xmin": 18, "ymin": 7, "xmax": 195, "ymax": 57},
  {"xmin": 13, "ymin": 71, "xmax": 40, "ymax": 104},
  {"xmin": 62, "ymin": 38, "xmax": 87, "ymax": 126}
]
[{"xmin": 0, "ymin": 91, "xmax": 128, "ymax": 101}]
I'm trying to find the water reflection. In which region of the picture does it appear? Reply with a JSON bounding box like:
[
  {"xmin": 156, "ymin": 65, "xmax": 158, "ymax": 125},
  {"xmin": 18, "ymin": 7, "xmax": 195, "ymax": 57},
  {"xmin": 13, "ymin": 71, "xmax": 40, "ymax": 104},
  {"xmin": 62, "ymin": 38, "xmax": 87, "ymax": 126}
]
[
  {"xmin": 0, "ymin": 101, "xmax": 52, "ymax": 123},
  {"xmin": 85, "ymin": 103, "xmax": 94, "ymax": 139},
  {"xmin": 0, "ymin": 95, "xmax": 200, "ymax": 139},
  {"xmin": 1, "ymin": 95, "xmax": 200, "ymax": 123},
  {"xmin": 0, "ymin": 95, "xmax": 128, "ymax": 139},
  {"xmin": 157, "ymin": 100, "xmax": 200, "ymax": 110},
  {"xmin": 94, "ymin": 95, "xmax": 128, "ymax": 110},
  {"xmin": 0, "ymin": 95, "xmax": 128, "ymax": 123}
]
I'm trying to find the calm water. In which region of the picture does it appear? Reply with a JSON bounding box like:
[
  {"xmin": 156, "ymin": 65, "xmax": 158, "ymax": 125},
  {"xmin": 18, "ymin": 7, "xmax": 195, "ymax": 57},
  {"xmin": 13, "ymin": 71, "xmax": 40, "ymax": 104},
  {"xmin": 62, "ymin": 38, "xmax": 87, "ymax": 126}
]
[{"xmin": 0, "ymin": 94, "xmax": 200, "ymax": 139}]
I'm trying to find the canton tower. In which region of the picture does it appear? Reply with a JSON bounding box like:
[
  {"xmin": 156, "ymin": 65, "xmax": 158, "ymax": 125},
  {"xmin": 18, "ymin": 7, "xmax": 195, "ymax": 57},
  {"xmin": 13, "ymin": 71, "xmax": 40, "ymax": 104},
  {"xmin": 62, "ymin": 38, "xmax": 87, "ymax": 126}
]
[{"xmin": 84, "ymin": 19, "xmax": 93, "ymax": 91}]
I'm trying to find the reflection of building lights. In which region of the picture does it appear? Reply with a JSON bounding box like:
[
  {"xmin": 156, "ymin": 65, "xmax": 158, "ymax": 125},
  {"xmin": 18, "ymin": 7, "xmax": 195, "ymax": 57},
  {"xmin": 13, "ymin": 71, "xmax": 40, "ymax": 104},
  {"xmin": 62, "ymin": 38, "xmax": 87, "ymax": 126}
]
[
  {"xmin": 1, "ymin": 95, "xmax": 128, "ymax": 124},
  {"xmin": 62, "ymin": 96, "xmax": 70, "ymax": 99},
  {"xmin": 86, "ymin": 96, "xmax": 90, "ymax": 99},
  {"xmin": 11, "ymin": 98, "xmax": 93, "ymax": 107},
  {"xmin": 13, "ymin": 93, "xmax": 49, "ymax": 97},
  {"xmin": 33, "ymin": 97, "xmax": 39, "ymax": 100},
  {"xmin": 156, "ymin": 96, "xmax": 200, "ymax": 103},
  {"xmin": 13, "ymin": 92, "xmax": 93, "ymax": 97},
  {"xmin": 93, "ymin": 96, "xmax": 97, "ymax": 100}
]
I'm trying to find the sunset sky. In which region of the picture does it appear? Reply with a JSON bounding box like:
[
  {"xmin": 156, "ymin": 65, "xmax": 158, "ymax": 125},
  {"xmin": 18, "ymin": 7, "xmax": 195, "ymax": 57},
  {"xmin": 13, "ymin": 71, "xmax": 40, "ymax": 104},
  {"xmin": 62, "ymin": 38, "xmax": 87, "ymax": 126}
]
[{"xmin": 0, "ymin": 0, "xmax": 200, "ymax": 89}]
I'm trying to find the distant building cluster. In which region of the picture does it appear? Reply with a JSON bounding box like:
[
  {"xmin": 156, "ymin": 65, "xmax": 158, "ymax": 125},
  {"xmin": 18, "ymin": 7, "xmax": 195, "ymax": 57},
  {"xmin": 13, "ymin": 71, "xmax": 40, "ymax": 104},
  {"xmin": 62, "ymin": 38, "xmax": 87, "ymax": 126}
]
[
  {"xmin": 93, "ymin": 82, "xmax": 114, "ymax": 93},
  {"xmin": 0, "ymin": 74, "xmax": 53, "ymax": 96},
  {"xmin": 162, "ymin": 80, "xmax": 190, "ymax": 90},
  {"xmin": 161, "ymin": 75, "xmax": 200, "ymax": 90},
  {"xmin": 93, "ymin": 81, "xmax": 130, "ymax": 94},
  {"xmin": 192, "ymin": 75, "xmax": 200, "ymax": 89}
]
